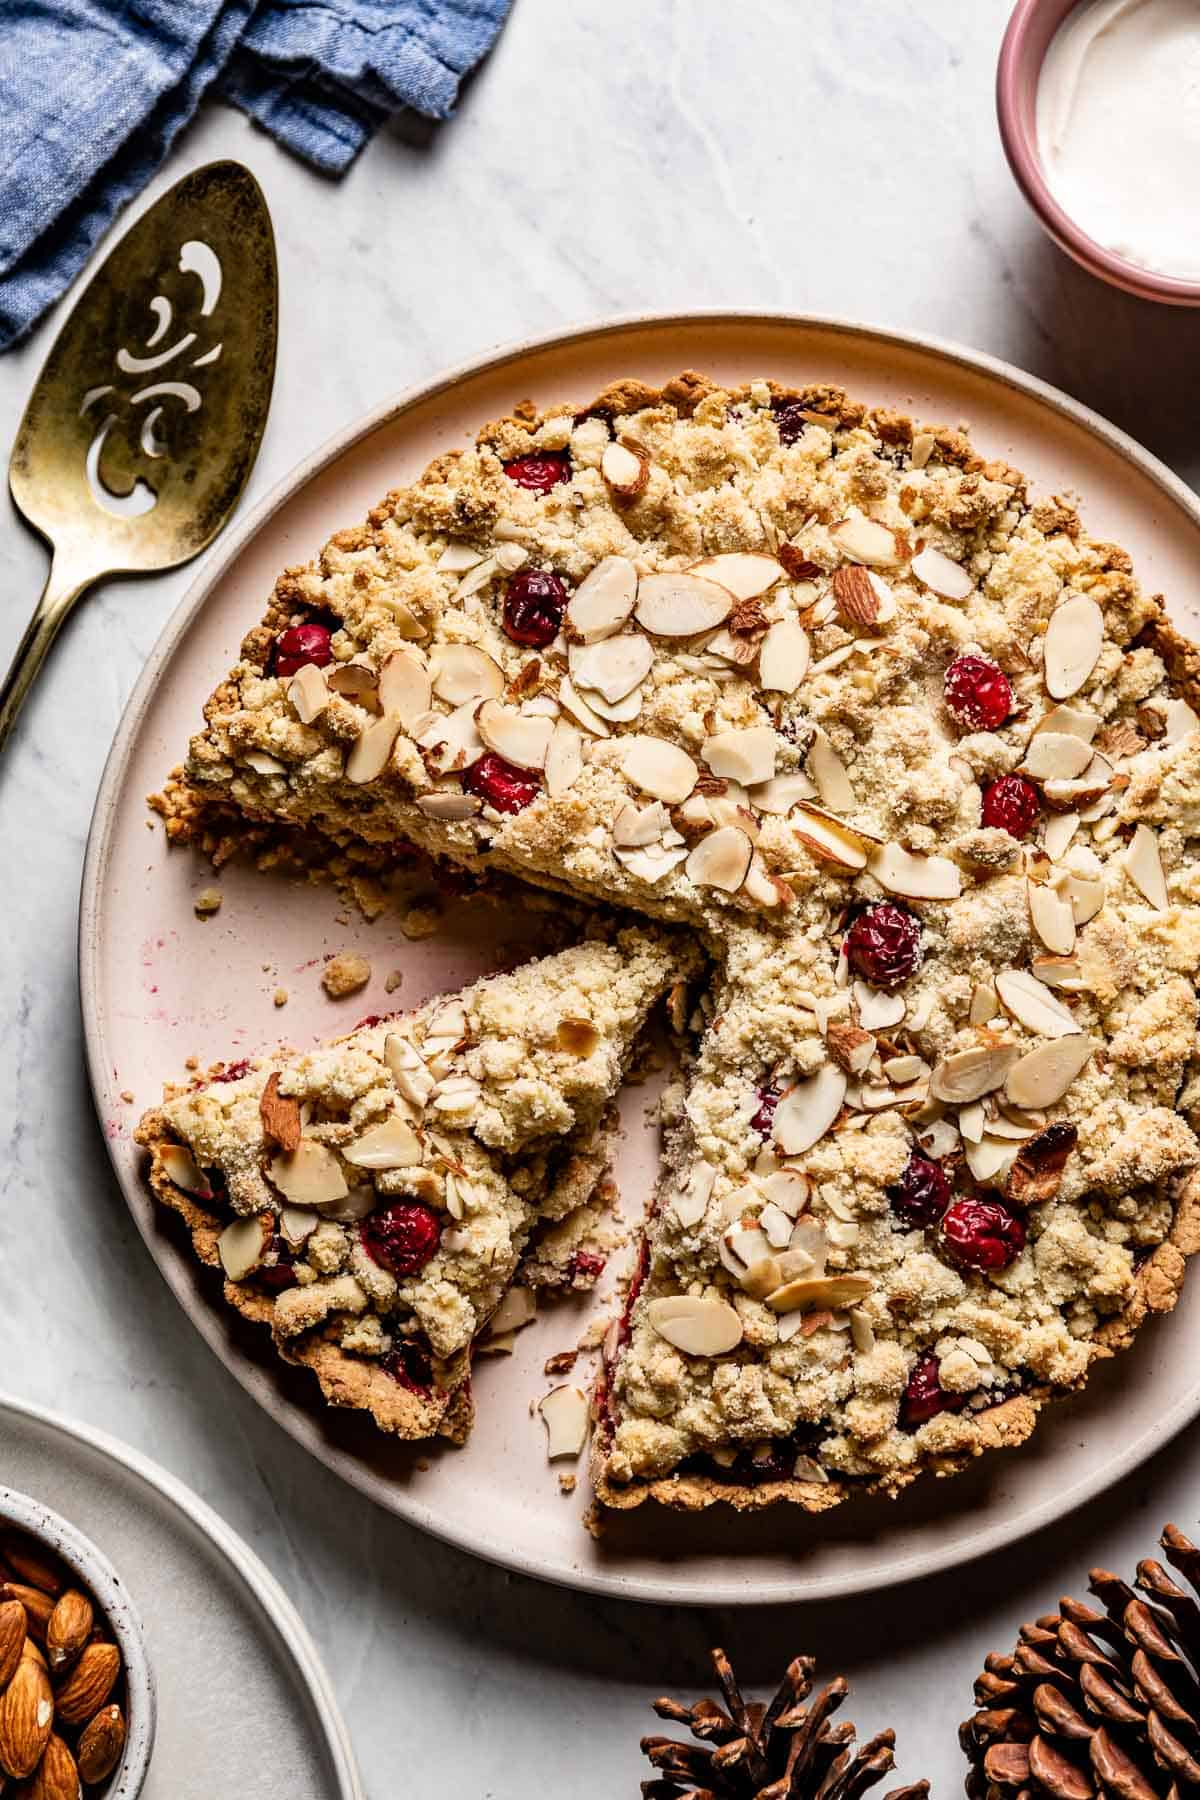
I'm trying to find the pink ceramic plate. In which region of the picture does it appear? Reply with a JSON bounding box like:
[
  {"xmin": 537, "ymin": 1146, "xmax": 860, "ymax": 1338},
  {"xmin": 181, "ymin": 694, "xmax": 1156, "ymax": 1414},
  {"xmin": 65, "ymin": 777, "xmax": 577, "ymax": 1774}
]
[{"xmin": 81, "ymin": 313, "xmax": 1200, "ymax": 1605}]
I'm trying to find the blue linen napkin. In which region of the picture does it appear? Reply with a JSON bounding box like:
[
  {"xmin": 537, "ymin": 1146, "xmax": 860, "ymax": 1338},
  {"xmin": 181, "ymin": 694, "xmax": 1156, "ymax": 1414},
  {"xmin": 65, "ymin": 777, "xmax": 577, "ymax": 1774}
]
[{"xmin": 0, "ymin": 0, "xmax": 512, "ymax": 352}]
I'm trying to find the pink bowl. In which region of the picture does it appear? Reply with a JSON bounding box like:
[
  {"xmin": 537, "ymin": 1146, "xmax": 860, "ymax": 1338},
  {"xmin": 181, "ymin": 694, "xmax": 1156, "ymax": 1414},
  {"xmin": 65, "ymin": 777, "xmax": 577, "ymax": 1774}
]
[{"xmin": 997, "ymin": 0, "xmax": 1200, "ymax": 306}]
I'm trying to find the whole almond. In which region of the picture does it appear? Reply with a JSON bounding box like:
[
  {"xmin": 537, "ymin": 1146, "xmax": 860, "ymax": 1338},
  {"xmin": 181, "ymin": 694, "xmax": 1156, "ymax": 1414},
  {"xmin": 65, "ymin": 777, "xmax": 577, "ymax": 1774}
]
[
  {"xmin": 21, "ymin": 1637, "xmax": 47, "ymax": 1670},
  {"xmin": 76, "ymin": 1705, "xmax": 125, "ymax": 1785},
  {"xmin": 0, "ymin": 1538, "xmax": 63, "ymax": 1598},
  {"xmin": 0, "ymin": 1599, "xmax": 26, "ymax": 1685},
  {"xmin": 54, "ymin": 1643, "xmax": 120, "ymax": 1727},
  {"xmin": 45, "ymin": 1592, "xmax": 92, "ymax": 1673},
  {"xmin": 3, "ymin": 1585, "xmax": 54, "ymax": 1645},
  {"xmin": 19, "ymin": 1732, "xmax": 79, "ymax": 1800},
  {"xmin": 0, "ymin": 1657, "xmax": 54, "ymax": 1778}
]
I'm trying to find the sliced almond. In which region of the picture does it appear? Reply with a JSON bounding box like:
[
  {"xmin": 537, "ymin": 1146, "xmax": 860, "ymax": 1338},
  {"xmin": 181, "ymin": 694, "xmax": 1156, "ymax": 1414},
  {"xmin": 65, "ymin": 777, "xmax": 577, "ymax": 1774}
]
[
  {"xmin": 702, "ymin": 725, "xmax": 778, "ymax": 787},
  {"xmin": 269, "ymin": 1139, "xmax": 348, "ymax": 1208},
  {"xmin": 279, "ymin": 1206, "xmax": 319, "ymax": 1248},
  {"xmin": 832, "ymin": 565, "xmax": 894, "ymax": 630},
  {"xmin": 622, "ymin": 735, "xmax": 699, "ymax": 804},
  {"xmin": 1030, "ymin": 953, "xmax": 1085, "ymax": 992},
  {"xmin": 995, "ymin": 968, "xmax": 1081, "ymax": 1039},
  {"xmin": 430, "ymin": 645, "xmax": 504, "ymax": 707},
  {"xmin": 611, "ymin": 800, "xmax": 669, "ymax": 846},
  {"xmin": 1043, "ymin": 812, "xmax": 1079, "ymax": 862},
  {"xmin": 749, "ymin": 771, "xmax": 817, "ymax": 814},
  {"xmin": 218, "ymin": 1215, "xmax": 270, "ymax": 1282},
  {"xmin": 765, "ymin": 1273, "xmax": 873, "ymax": 1314},
  {"xmin": 538, "ymin": 1385, "xmax": 590, "ymax": 1458},
  {"xmin": 160, "ymin": 1143, "xmax": 209, "ymax": 1195},
  {"xmin": 328, "ymin": 661, "xmax": 379, "ymax": 705},
  {"xmin": 827, "ymin": 1023, "xmax": 879, "ymax": 1075},
  {"xmin": 544, "ymin": 720, "xmax": 584, "ymax": 798},
  {"xmin": 416, "ymin": 790, "xmax": 483, "ymax": 821},
  {"xmin": 287, "ymin": 664, "xmax": 329, "ymax": 724},
  {"xmin": 581, "ymin": 684, "xmax": 644, "ymax": 723},
  {"xmin": 969, "ymin": 982, "xmax": 998, "ymax": 1026},
  {"xmin": 689, "ymin": 552, "xmax": 785, "ymax": 600},
  {"xmin": 601, "ymin": 439, "xmax": 649, "ymax": 499},
  {"xmin": 259, "ymin": 1072, "xmax": 302, "ymax": 1153},
  {"xmin": 1028, "ymin": 878, "xmax": 1076, "ymax": 955},
  {"xmin": 793, "ymin": 804, "xmax": 872, "ymax": 872},
  {"xmin": 868, "ymin": 842, "xmax": 961, "ymax": 900},
  {"xmin": 1021, "ymin": 732, "xmax": 1095, "ymax": 781},
  {"xmin": 417, "ymin": 699, "xmax": 485, "ymax": 773},
  {"xmin": 489, "ymin": 1287, "xmax": 536, "ymax": 1336},
  {"xmin": 964, "ymin": 1137, "xmax": 1016, "ymax": 1184},
  {"xmin": 244, "ymin": 750, "xmax": 287, "ymax": 775},
  {"xmin": 1124, "ymin": 823, "xmax": 1168, "ymax": 910},
  {"xmin": 614, "ymin": 842, "xmax": 688, "ymax": 882},
  {"xmin": 758, "ymin": 1170, "xmax": 810, "ymax": 1217},
  {"xmin": 758, "ymin": 618, "xmax": 811, "ymax": 693},
  {"xmin": 646, "ymin": 1294, "xmax": 743, "ymax": 1356},
  {"xmin": 1005, "ymin": 1035, "xmax": 1095, "ymax": 1108},
  {"xmin": 807, "ymin": 729, "xmax": 856, "ymax": 810},
  {"xmin": 346, "ymin": 714, "xmax": 401, "ymax": 784},
  {"xmin": 557, "ymin": 676, "xmax": 611, "ymax": 738},
  {"xmin": 685, "ymin": 824, "xmax": 754, "ymax": 891},
  {"xmin": 671, "ymin": 1162, "xmax": 717, "ymax": 1228},
  {"xmin": 929, "ymin": 1042, "xmax": 1019, "ymax": 1103},
  {"xmin": 773, "ymin": 1064, "xmax": 848, "ymax": 1155},
  {"xmin": 476, "ymin": 700, "xmax": 553, "ymax": 771},
  {"xmin": 384, "ymin": 1034, "xmax": 435, "ymax": 1109},
  {"xmin": 568, "ymin": 633, "xmax": 653, "ymax": 705},
  {"xmin": 343, "ymin": 1116, "xmax": 422, "ymax": 1169},
  {"xmin": 1034, "ymin": 704, "xmax": 1100, "ymax": 742},
  {"xmin": 1064, "ymin": 866, "xmax": 1105, "ymax": 926},
  {"xmin": 565, "ymin": 555, "xmax": 638, "ymax": 643},
  {"xmin": 1044, "ymin": 594, "xmax": 1104, "ymax": 699},
  {"xmin": 830, "ymin": 514, "xmax": 903, "ymax": 567},
  {"xmin": 437, "ymin": 542, "xmax": 484, "ymax": 574},
  {"xmin": 911, "ymin": 545, "xmax": 973, "ymax": 600},
  {"xmin": 635, "ymin": 571, "xmax": 733, "ymax": 637},
  {"xmin": 852, "ymin": 980, "xmax": 906, "ymax": 1031},
  {"xmin": 1166, "ymin": 697, "xmax": 1200, "ymax": 744}
]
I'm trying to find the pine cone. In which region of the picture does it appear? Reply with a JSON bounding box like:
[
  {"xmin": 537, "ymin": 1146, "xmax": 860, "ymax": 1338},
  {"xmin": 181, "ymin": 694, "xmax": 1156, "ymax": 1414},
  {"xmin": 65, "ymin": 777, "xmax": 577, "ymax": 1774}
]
[
  {"xmin": 960, "ymin": 1522, "xmax": 1200, "ymax": 1800},
  {"xmin": 641, "ymin": 1646, "xmax": 931, "ymax": 1799}
]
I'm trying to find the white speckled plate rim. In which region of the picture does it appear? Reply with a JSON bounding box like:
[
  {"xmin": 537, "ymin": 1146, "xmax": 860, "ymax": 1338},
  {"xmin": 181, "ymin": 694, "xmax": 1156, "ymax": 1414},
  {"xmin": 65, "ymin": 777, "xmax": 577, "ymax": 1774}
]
[
  {"xmin": 79, "ymin": 311, "xmax": 1200, "ymax": 1605},
  {"xmin": 0, "ymin": 1392, "xmax": 362, "ymax": 1796}
]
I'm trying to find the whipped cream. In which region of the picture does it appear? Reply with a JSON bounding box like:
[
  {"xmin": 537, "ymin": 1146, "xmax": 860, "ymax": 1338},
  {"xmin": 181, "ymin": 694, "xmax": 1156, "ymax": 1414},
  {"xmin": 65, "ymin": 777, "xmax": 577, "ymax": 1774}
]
[{"xmin": 1036, "ymin": 0, "xmax": 1200, "ymax": 280}]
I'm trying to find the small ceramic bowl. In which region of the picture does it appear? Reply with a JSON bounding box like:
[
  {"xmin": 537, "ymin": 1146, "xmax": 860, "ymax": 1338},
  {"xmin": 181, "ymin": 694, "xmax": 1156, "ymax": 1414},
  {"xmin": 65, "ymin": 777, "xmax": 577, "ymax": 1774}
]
[
  {"xmin": 0, "ymin": 1487, "xmax": 156, "ymax": 1796},
  {"xmin": 997, "ymin": 0, "xmax": 1200, "ymax": 306}
]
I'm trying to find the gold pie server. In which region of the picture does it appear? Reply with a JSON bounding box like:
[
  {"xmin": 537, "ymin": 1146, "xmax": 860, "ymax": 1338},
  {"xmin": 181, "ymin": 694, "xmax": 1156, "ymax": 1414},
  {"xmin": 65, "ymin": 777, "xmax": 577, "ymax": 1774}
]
[{"xmin": 2, "ymin": 160, "xmax": 277, "ymax": 752}]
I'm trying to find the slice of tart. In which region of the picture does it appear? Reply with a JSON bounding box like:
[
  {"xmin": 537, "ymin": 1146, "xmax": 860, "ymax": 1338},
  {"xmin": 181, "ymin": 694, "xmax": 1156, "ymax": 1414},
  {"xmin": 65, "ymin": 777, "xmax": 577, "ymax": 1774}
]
[{"xmin": 136, "ymin": 928, "xmax": 696, "ymax": 1444}]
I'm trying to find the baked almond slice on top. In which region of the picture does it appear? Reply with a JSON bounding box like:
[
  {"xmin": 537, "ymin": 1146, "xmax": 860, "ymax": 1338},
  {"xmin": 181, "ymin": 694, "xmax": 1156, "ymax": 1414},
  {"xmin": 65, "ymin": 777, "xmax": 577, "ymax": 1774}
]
[{"xmin": 136, "ymin": 928, "xmax": 696, "ymax": 1444}]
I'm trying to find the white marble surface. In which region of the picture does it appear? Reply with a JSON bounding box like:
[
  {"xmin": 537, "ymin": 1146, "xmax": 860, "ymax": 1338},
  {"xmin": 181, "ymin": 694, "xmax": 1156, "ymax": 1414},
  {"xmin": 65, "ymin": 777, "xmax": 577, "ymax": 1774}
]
[{"xmin": 5, "ymin": 1, "xmax": 1200, "ymax": 1793}]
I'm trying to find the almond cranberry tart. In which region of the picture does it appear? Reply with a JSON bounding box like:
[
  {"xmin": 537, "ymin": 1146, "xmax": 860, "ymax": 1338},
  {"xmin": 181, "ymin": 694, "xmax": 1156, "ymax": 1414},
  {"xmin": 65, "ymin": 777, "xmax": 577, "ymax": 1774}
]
[{"xmin": 151, "ymin": 371, "xmax": 1200, "ymax": 1508}]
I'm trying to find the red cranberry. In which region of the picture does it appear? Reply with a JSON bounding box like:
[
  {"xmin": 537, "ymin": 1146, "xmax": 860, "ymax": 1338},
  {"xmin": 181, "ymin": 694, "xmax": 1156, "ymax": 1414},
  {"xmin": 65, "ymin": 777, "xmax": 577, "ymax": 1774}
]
[
  {"xmin": 751, "ymin": 1085, "xmax": 780, "ymax": 1138},
  {"xmin": 943, "ymin": 655, "xmax": 1014, "ymax": 732},
  {"xmin": 900, "ymin": 1351, "xmax": 968, "ymax": 1429},
  {"xmin": 890, "ymin": 1153, "xmax": 951, "ymax": 1228},
  {"xmin": 771, "ymin": 398, "xmax": 810, "ymax": 445},
  {"xmin": 941, "ymin": 1197, "xmax": 1026, "ymax": 1272},
  {"xmin": 981, "ymin": 773, "xmax": 1040, "ymax": 839},
  {"xmin": 844, "ymin": 902, "xmax": 922, "ymax": 990},
  {"xmin": 503, "ymin": 451, "xmax": 571, "ymax": 494},
  {"xmin": 361, "ymin": 1200, "xmax": 442, "ymax": 1276},
  {"xmin": 462, "ymin": 752, "xmax": 541, "ymax": 815},
  {"xmin": 384, "ymin": 1340, "xmax": 433, "ymax": 1396},
  {"xmin": 567, "ymin": 1249, "xmax": 607, "ymax": 1285},
  {"xmin": 502, "ymin": 570, "xmax": 567, "ymax": 646},
  {"xmin": 272, "ymin": 622, "xmax": 334, "ymax": 678}
]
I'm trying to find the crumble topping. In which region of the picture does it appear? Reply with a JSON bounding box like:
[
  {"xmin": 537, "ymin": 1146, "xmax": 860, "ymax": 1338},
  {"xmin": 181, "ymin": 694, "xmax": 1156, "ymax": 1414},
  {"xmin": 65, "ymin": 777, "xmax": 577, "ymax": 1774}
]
[{"xmin": 150, "ymin": 372, "xmax": 1200, "ymax": 1509}]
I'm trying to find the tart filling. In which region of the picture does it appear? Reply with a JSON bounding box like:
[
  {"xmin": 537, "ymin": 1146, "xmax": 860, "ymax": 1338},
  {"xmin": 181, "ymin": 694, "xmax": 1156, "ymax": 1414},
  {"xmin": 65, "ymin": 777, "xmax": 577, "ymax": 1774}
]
[
  {"xmin": 151, "ymin": 372, "xmax": 1200, "ymax": 1506},
  {"xmin": 136, "ymin": 929, "xmax": 695, "ymax": 1441}
]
